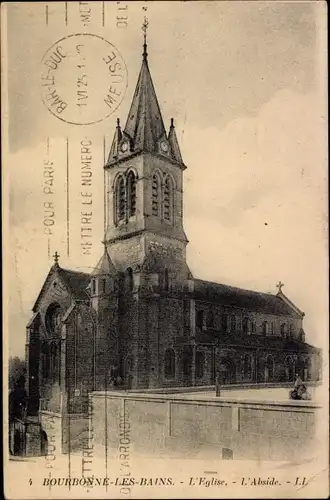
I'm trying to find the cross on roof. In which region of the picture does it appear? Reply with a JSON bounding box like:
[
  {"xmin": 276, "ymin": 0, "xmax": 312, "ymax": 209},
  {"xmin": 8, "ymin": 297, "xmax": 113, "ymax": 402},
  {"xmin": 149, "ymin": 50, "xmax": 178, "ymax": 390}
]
[
  {"xmin": 53, "ymin": 251, "xmax": 60, "ymax": 265},
  {"xmin": 142, "ymin": 16, "xmax": 149, "ymax": 40},
  {"xmin": 276, "ymin": 281, "xmax": 284, "ymax": 293},
  {"xmin": 142, "ymin": 16, "xmax": 149, "ymax": 61}
]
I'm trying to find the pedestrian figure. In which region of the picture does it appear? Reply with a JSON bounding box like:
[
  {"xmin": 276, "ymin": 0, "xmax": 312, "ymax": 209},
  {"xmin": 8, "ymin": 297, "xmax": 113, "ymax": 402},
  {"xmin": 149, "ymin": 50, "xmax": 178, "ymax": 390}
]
[{"xmin": 289, "ymin": 373, "xmax": 311, "ymax": 400}]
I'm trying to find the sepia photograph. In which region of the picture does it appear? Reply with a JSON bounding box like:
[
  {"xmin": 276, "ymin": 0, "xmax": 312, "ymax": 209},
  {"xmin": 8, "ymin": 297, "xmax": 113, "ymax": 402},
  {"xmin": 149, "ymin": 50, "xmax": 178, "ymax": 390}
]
[{"xmin": 2, "ymin": 1, "xmax": 328, "ymax": 498}]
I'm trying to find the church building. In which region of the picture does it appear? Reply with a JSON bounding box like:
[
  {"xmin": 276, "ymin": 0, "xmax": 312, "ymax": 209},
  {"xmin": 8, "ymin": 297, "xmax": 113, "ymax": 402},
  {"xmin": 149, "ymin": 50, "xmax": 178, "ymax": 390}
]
[{"xmin": 25, "ymin": 25, "xmax": 321, "ymax": 419}]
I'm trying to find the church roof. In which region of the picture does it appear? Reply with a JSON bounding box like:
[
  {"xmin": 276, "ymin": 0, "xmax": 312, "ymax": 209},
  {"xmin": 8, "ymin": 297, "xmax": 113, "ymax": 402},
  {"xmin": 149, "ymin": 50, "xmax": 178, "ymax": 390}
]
[
  {"xmin": 56, "ymin": 268, "xmax": 90, "ymax": 300},
  {"xmin": 193, "ymin": 279, "xmax": 303, "ymax": 317},
  {"xmin": 91, "ymin": 248, "xmax": 117, "ymax": 276},
  {"xmin": 32, "ymin": 264, "xmax": 91, "ymax": 312},
  {"xmin": 194, "ymin": 332, "xmax": 319, "ymax": 352}
]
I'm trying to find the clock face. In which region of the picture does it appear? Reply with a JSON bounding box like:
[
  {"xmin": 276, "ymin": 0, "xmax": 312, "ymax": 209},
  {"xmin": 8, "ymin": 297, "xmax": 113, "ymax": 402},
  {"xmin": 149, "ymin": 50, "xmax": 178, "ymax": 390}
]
[
  {"xmin": 120, "ymin": 141, "xmax": 128, "ymax": 153},
  {"xmin": 160, "ymin": 140, "xmax": 168, "ymax": 152}
]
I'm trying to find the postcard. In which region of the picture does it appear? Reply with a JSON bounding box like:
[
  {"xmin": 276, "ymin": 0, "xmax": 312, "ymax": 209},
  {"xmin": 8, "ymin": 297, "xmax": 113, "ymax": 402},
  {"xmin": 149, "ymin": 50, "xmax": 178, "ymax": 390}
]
[{"xmin": 2, "ymin": 1, "xmax": 329, "ymax": 498}]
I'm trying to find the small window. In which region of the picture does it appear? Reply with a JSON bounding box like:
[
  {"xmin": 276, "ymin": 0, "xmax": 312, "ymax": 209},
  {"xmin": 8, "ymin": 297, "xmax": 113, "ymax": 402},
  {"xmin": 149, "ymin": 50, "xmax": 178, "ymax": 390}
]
[
  {"xmin": 230, "ymin": 315, "xmax": 236, "ymax": 332},
  {"xmin": 164, "ymin": 349, "xmax": 175, "ymax": 379},
  {"xmin": 196, "ymin": 310, "xmax": 204, "ymax": 328},
  {"xmin": 271, "ymin": 322, "xmax": 275, "ymax": 335},
  {"xmin": 101, "ymin": 278, "xmax": 106, "ymax": 294},
  {"xmin": 196, "ymin": 351, "xmax": 205, "ymax": 378},
  {"xmin": 262, "ymin": 321, "xmax": 269, "ymax": 336},
  {"xmin": 289, "ymin": 324, "xmax": 294, "ymax": 337},
  {"xmin": 164, "ymin": 269, "xmax": 170, "ymax": 291},
  {"xmin": 92, "ymin": 279, "xmax": 96, "ymax": 295},
  {"xmin": 251, "ymin": 321, "xmax": 256, "ymax": 334},
  {"xmin": 221, "ymin": 314, "xmax": 228, "ymax": 333},
  {"xmin": 126, "ymin": 267, "xmax": 134, "ymax": 292}
]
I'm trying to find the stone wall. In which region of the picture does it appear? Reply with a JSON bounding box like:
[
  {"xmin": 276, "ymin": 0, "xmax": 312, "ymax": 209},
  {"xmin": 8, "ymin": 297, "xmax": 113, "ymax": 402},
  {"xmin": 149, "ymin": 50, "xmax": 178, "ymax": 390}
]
[{"xmin": 90, "ymin": 390, "xmax": 321, "ymax": 462}]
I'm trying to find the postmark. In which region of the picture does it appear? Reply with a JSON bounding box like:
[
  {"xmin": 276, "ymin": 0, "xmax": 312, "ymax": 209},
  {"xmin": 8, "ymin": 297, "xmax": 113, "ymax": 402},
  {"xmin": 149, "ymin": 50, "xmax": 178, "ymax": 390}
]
[{"xmin": 40, "ymin": 33, "xmax": 128, "ymax": 125}]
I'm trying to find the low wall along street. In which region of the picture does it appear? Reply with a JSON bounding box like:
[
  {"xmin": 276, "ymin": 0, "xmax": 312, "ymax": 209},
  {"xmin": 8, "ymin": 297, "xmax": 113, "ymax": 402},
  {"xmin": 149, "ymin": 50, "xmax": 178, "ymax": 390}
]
[{"xmin": 89, "ymin": 388, "xmax": 322, "ymax": 462}]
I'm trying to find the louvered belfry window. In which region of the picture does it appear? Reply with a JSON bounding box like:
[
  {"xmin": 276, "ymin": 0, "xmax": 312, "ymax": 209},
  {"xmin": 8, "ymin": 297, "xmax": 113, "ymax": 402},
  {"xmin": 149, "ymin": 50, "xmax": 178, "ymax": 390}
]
[
  {"xmin": 152, "ymin": 174, "xmax": 160, "ymax": 216},
  {"xmin": 127, "ymin": 171, "xmax": 136, "ymax": 217},
  {"xmin": 163, "ymin": 176, "xmax": 172, "ymax": 222},
  {"xmin": 116, "ymin": 176, "xmax": 125, "ymax": 222}
]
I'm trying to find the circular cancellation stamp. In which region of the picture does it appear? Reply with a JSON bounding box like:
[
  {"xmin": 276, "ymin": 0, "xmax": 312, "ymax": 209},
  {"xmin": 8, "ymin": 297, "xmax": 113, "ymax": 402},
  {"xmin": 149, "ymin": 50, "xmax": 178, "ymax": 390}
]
[{"xmin": 40, "ymin": 33, "xmax": 128, "ymax": 125}]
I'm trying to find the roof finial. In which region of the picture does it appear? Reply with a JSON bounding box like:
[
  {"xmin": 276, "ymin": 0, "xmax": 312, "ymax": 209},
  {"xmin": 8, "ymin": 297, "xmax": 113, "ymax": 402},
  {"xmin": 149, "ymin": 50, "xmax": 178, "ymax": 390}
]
[
  {"xmin": 276, "ymin": 281, "xmax": 284, "ymax": 293},
  {"xmin": 170, "ymin": 118, "xmax": 174, "ymax": 128},
  {"xmin": 53, "ymin": 251, "xmax": 60, "ymax": 266},
  {"xmin": 142, "ymin": 16, "xmax": 149, "ymax": 61},
  {"xmin": 116, "ymin": 117, "xmax": 120, "ymax": 128}
]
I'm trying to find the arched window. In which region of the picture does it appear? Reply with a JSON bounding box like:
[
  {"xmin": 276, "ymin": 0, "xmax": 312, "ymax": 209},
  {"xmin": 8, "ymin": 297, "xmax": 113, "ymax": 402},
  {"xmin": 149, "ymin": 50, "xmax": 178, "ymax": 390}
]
[
  {"xmin": 163, "ymin": 176, "xmax": 173, "ymax": 222},
  {"xmin": 244, "ymin": 354, "xmax": 252, "ymax": 379},
  {"xmin": 230, "ymin": 315, "xmax": 236, "ymax": 332},
  {"xmin": 125, "ymin": 355, "xmax": 132, "ymax": 375},
  {"xmin": 281, "ymin": 323, "xmax": 288, "ymax": 337},
  {"xmin": 183, "ymin": 348, "xmax": 191, "ymax": 376},
  {"xmin": 127, "ymin": 171, "xmax": 136, "ymax": 217},
  {"xmin": 289, "ymin": 324, "xmax": 294, "ymax": 337},
  {"xmin": 101, "ymin": 278, "xmax": 106, "ymax": 294},
  {"xmin": 164, "ymin": 269, "xmax": 169, "ymax": 291},
  {"xmin": 196, "ymin": 310, "xmax": 204, "ymax": 329},
  {"xmin": 251, "ymin": 321, "xmax": 256, "ymax": 334},
  {"xmin": 266, "ymin": 355, "xmax": 274, "ymax": 380},
  {"xmin": 271, "ymin": 322, "xmax": 275, "ymax": 335},
  {"xmin": 45, "ymin": 303, "xmax": 62, "ymax": 335},
  {"xmin": 196, "ymin": 351, "xmax": 205, "ymax": 378},
  {"xmin": 285, "ymin": 355, "xmax": 294, "ymax": 381},
  {"xmin": 206, "ymin": 311, "xmax": 214, "ymax": 328},
  {"xmin": 262, "ymin": 321, "xmax": 269, "ymax": 336},
  {"xmin": 152, "ymin": 173, "xmax": 160, "ymax": 216},
  {"xmin": 221, "ymin": 314, "xmax": 228, "ymax": 333},
  {"xmin": 164, "ymin": 349, "xmax": 175, "ymax": 379},
  {"xmin": 126, "ymin": 267, "xmax": 134, "ymax": 292},
  {"xmin": 115, "ymin": 176, "xmax": 125, "ymax": 223},
  {"xmin": 242, "ymin": 317, "xmax": 250, "ymax": 335}
]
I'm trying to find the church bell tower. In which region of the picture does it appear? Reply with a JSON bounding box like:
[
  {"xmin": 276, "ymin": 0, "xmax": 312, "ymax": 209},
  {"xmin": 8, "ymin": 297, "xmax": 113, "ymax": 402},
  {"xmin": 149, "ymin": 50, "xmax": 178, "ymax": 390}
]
[
  {"xmin": 104, "ymin": 18, "xmax": 190, "ymax": 285},
  {"xmin": 99, "ymin": 18, "xmax": 191, "ymax": 388}
]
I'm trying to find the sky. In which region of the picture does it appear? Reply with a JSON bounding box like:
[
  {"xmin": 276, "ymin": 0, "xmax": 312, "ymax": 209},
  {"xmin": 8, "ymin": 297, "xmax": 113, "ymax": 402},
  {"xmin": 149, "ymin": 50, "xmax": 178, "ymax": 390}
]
[{"xmin": 3, "ymin": 1, "xmax": 328, "ymax": 357}]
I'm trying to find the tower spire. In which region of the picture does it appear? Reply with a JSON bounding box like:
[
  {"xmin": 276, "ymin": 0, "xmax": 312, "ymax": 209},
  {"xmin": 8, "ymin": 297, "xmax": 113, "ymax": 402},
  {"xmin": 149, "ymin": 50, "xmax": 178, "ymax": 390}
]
[
  {"xmin": 142, "ymin": 16, "xmax": 149, "ymax": 62},
  {"xmin": 106, "ymin": 16, "xmax": 184, "ymax": 167}
]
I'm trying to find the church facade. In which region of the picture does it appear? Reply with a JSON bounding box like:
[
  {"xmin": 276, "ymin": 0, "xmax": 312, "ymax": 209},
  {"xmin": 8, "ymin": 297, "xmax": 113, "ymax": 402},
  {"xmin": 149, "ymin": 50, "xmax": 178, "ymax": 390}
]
[{"xmin": 26, "ymin": 32, "xmax": 321, "ymax": 419}]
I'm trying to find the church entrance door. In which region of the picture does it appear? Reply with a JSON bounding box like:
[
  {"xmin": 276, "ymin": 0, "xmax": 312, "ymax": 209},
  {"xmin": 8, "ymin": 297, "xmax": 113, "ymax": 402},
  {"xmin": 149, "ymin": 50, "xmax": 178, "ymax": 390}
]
[{"xmin": 217, "ymin": 359, "xmax": 235, "ymax": 385}]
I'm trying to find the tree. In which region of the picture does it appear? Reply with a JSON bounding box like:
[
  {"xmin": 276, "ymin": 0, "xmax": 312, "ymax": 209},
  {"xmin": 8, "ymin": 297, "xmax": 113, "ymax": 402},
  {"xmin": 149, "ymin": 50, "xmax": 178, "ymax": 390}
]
[{"xmin": 8, "ymin": 356, "xmax": 26, "ymax": 391}]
